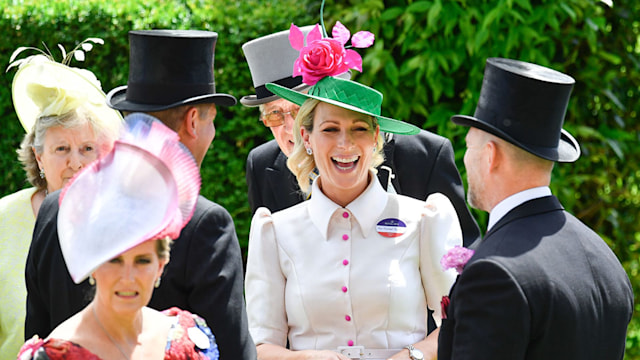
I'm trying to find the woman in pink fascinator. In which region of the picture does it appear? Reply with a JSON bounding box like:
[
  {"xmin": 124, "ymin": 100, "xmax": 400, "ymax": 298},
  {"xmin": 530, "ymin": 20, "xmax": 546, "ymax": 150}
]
[{"xmin": 17, "ymin": 113, "xmax": 219, "ymax": 360}]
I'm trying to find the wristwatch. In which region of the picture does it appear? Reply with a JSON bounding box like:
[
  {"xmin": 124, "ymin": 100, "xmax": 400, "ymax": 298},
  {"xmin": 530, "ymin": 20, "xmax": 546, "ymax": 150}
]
[{"xmin": 404, "ymin": 344, "xmax": 424, "ymax": 360}]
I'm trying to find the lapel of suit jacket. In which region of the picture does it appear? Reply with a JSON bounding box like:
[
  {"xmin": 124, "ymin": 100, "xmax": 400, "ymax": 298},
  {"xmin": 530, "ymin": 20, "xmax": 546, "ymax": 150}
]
[
  {"xmin": 378, "ymin": 133, "xmax": 397, "ymax": 193},
  {"xmin": 265, "ymin": 150, "xmax": 303, "ymax": 208},
  {"xmin": 483, "ymin": 195, "xmax": 564, "ymax": 241}
]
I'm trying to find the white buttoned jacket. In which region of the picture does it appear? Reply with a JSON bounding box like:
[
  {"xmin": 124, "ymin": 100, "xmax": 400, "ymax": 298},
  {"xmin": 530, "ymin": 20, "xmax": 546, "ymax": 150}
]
[{"xmin": 245, "ymin": 173, "xmax": 461, "ymax": 351}]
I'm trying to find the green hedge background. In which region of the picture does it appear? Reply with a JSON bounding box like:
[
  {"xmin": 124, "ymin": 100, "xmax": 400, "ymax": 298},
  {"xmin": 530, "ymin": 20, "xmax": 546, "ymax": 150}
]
[{"xmin": 1, "ymin": 0, "xmax": 638, "ymax": 357}]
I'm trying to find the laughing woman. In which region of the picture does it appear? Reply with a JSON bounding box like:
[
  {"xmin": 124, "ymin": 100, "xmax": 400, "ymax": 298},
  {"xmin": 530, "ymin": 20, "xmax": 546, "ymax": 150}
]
[{"xmin": 244, "ymin": 22, "xmax": 463, "ymax": 360}]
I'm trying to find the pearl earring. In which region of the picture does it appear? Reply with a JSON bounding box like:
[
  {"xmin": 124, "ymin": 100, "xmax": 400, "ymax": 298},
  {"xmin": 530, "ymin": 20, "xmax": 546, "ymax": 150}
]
[
  {"xmin": 155, "ymin": 277, "xmax": 161, "ymax": 288},
  {"xmin": 306, "ymin": 147, "xmax": 313, "ymax": 155},
  {"xmin": 89, "ymin": 275, "xmax": 95, "ymax": 286},
  {"xmin": 39, "ymin": 168, "xmax": 45, "ymax": 179}
]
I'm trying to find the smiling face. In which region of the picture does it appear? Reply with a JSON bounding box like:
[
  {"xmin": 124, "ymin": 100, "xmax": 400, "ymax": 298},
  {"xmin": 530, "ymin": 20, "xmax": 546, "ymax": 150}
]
[
  {"xmin": 302, "ymin": 102, "xmax": 379, "ymax": 206},
  {"xmin": 34, "ymin": 122, "xmax": 100, "ymax": 193},
  {"xmin": 92, "ymin": 240, "xmax": 166, "ymax": 315}
]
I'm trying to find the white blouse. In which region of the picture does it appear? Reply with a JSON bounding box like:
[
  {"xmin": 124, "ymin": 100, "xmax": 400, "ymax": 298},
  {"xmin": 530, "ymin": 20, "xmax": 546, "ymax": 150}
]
[{"xmin": 245, "ymin": 173, "xmax": 461, "ymax": 351}]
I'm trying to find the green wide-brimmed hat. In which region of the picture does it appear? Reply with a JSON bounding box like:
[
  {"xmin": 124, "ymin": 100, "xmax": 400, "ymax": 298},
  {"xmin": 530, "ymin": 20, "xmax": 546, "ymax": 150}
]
[{"xmin": 266, "ymin": 76, "xmax": 420, "ymax": 135}]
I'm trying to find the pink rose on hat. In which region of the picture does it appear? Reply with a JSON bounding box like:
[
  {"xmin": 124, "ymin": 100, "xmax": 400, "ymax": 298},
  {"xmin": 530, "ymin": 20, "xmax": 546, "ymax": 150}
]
[{"xmin": 289, "ymin": 22, "xmax": 374, "ymax": 86}]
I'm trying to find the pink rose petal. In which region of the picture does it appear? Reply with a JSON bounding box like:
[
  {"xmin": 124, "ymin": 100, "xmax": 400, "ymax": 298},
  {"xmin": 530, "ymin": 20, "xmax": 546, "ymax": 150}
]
[
  {"xmin": 332, "ymin": 21, "xmax": 351, "ymax": 46},
  {"xmin": 289, "ymin": 23, "xmax": 304, "ymax": 51},
  {"xmin": 351, "ymin": 30, "xmax": 375, "ymax": 48},
  {"xmin": 343, "ymin": 49, "xmax": 363, "ymax": 72},
  {"xmin": 307, "ymin": 24, "xmax": 322, "ymax": 44}
]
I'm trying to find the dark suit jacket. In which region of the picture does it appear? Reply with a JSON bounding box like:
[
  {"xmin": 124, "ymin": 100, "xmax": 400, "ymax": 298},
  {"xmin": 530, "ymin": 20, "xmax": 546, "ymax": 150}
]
[
  {"xmin": 246, "ymin": 130, "xmax": 480, "ymax": 246},
  {"xmin": 25, "ymin": 192, "xmax": 257, "ymax": 360},
  {"xmin": 438, "ymin": 196, "xmax": 634, "ymax": 360}
]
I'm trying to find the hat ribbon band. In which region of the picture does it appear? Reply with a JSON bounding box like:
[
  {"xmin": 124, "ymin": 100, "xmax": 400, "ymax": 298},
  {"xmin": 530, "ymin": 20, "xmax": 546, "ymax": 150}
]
[
  {"xmin": 255, "ymin": 76, "xmax": 303, "ymax": 99},
  {"xmin": 126, "ymin": 82, "xmax": 216, "ymax": 105}
]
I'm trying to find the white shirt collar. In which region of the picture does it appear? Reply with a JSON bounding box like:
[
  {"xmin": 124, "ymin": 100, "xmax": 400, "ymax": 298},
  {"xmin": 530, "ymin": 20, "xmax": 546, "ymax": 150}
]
[
  {"xmin": 308, "ymin": 170, "xmax": 388, "ymax": 240},
  {"xmin": 487, "ymin": 186, "xmax": 552, "ymax": 231}
]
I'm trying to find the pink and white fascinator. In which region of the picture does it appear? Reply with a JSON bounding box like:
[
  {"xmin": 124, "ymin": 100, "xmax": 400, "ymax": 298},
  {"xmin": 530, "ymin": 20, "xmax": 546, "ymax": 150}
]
[{"xmin": 57, "ymin": 113, "xmax": 201, "ymax": 283}]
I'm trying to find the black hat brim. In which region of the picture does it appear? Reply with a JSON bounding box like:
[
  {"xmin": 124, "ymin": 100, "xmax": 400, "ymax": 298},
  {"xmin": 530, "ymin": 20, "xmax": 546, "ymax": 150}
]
[
  {"xmin": 452, "ymin": 114, "xmax": 580, "ymax": 163},
  {"xmin": 240, "ymin": 83, "xmax": 310, "ymax": 107},
  {"xmin": 107, "ymin": 85, "xmax": 237, "ymax": 112}
]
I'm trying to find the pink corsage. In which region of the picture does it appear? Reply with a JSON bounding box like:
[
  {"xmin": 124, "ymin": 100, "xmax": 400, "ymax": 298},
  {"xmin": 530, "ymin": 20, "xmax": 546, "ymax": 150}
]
[
  {"xmin": 289, "ymin": 22, "xmax": 374, "ymax": 86},
  {"xmin": 440, "ymin": 245, "xmax": 475, "ymax": 274}
]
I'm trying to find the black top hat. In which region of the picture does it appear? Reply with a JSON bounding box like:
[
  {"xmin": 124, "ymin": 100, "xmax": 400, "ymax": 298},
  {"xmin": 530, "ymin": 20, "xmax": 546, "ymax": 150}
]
[
  {"xmin": 107, "ymin": 30, "xmax": 236, "ymax": 112},
  {"xmin": 452, "ymin": 58, "xmax": 580, "ymax": 162}
]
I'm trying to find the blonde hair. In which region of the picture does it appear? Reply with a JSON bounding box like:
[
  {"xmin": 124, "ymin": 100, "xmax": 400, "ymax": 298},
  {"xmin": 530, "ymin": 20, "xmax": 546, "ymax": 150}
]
[
  {"xmin": 287, "ymin": 99, "xmax": 385, "ymax": 195},
  {"xmin": 156, "ymin": 236, "xmax": 173, "ymax": 262},
  {"xmin": 17, "ymin": 105, "xmax": 121, "ymax": 191}
]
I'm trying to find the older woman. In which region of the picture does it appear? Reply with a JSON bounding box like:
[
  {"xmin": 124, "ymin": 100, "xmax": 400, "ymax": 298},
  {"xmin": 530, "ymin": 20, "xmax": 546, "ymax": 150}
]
[
  {"xmin": 17, "ymin": 113, "xmax": 218, "ymax": 360},
  {"xmin": 0, "ymin": 45, "xmax": 121, "ymax": 359},
  {"xmin": 245, "ymin": 23, "xmax": 462, "ymax": 360}
]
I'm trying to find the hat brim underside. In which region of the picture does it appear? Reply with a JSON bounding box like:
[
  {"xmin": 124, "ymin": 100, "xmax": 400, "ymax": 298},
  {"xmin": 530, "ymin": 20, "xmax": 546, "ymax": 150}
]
[
  {"xmin": 451, "ymin": 115, "xmax": 580, "ymax": 162},
  {"xmin": 266, "ymin": 82, "xmax": 420, "ymax": 135},
  {"xmin": 107, "ymin": 86, "xmax": 237, "ymax": 112}
]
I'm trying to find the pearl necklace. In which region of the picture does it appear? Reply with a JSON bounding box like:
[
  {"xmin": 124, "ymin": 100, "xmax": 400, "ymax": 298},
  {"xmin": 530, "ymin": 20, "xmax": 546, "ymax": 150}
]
[{"xmin": 92, "ymin": 306, "xmax": 131, "ymax": 360}]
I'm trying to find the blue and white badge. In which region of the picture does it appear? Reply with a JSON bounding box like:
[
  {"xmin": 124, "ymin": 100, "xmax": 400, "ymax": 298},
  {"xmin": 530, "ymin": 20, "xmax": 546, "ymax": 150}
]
[
  {"xmin": 188, "ymin": 326, "xmax": 211, "ymax": 349},
  {"xmin": 376, "ymin": 218, "xmax": 407, "ymax": 238}
]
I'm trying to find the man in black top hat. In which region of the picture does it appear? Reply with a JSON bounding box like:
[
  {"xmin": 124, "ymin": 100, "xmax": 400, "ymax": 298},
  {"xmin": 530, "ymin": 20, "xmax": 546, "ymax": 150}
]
[
  {"xmin": 241, "ymin": 27, "xmax": 481, "ymax": 248},
  {"xmin": 25, "ymin": 30, "xmax": 257, "ymax": 360},
  {"xmin": 437, "ymin": 58, "xmax": 633, "ymax": 359}
]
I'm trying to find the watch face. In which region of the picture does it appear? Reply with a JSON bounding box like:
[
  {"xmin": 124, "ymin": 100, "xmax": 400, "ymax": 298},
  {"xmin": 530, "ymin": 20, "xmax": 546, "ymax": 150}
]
[{"xmin": 412, "ymin": 348, "xmax": 425, "ymax": 360}]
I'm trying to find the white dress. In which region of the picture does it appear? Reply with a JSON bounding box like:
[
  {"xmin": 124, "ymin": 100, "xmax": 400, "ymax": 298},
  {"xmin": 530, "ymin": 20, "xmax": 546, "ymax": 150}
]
[{"xmin": 245, "ymin": 173, "xmax": 461, "ymax": 351}]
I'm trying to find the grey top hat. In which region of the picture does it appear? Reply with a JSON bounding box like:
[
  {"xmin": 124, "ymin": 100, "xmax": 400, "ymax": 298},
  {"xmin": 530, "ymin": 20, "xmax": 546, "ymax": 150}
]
[
  {"xmin": 240, "ymin": 26, "xmax": 315, "ymax": 107},
  {"xmin": 452, "ymin": 58, "xmax": 581, "ymax": 162},
  {"xmin": 240, "ymin": 26, "xmax": 350, "ymax": 107},
  {"xmin": 107, "ymin": 30, "xmax": 236, "ymax": 112}
]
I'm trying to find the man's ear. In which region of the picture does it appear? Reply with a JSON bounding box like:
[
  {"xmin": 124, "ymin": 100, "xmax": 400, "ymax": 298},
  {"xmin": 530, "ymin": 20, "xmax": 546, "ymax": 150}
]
[
  {"xmin": 178, "ymin": 107, "xmax": 200, "ymax": 139},
  {"xmin": 486, "ymin": 140, "xmax": 501, "ymax": 172}
]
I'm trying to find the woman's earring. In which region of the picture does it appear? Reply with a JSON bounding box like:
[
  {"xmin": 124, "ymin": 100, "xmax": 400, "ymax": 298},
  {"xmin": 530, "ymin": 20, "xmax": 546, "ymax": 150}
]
[
  {"xmin": 155, "ymin": 277, "xmax": 161, "ymax": 288},
  {"xmin": 372, "ymin": 147, "xmax": 376, "ymax": 153},
  {"xmin": 89, "ymin": 275, "xmax": 95, "ymax": 286},
  {"xmin": 306, "ymin": 147, "xmax": 313, "ymax": 155},
  {"xmin": 39, "ymin": 168, "xmax": 45, "ymax": 179}
]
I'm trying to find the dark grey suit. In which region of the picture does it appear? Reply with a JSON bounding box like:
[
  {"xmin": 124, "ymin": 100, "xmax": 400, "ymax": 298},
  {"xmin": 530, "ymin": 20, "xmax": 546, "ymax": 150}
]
[
  {"xmin": 246, "ymin": 130, "xmax": 481, "ymax": 246},
  {"xmin": 25, "ymin": 192, "xmax": 257, "ymax": 360},
  {"xmin": 438, "ymin": 196, "xmax": 634, "ymax": 359}
]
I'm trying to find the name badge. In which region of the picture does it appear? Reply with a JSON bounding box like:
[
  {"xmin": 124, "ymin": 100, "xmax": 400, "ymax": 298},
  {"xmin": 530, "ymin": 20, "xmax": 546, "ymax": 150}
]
[{"xmin": 376, "ymin": 218, "xmax": 407, "ymax": 238}]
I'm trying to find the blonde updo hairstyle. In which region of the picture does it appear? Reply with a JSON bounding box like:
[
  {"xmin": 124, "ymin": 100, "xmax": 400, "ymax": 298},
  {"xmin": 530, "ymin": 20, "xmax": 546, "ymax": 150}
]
[
  {"xmin": 156, "ymin": 236, "xmax": 173, "ymax": 263},
  {"xmin": 287, "ymin": 98, "xmax": 385, "ymax": 195},
  {"xmin": 17, "ymin": 105, "xmax": 121, "ymax": 192}
]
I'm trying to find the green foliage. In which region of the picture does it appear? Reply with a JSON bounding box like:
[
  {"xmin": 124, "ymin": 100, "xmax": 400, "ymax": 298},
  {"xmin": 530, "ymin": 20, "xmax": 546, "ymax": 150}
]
[
  {"xmin": 0, "ymin": 0, "xmax": 316, "ymax": 252},
  {"xmin": 0, "ymin": 0, "xmax": 638, "ymax": 357},
  {"xmin": 329, "ymin": 0, "xmax": 640, "ymax": 357}
]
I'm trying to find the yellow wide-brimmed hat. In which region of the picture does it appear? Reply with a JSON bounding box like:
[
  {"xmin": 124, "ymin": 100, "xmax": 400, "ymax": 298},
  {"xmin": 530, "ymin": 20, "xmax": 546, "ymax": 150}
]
[{"xmin": 11, "ymin": 54, "xmax": 122, "ymax": 133}]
